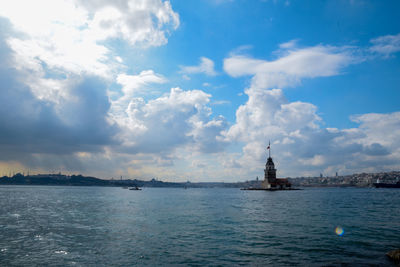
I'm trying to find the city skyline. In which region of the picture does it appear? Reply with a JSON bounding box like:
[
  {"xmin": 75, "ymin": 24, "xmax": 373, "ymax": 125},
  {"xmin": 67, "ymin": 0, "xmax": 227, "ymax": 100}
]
[{"xmin": 0, "ymin": 0, "xmax": 400, "ymax": 181}]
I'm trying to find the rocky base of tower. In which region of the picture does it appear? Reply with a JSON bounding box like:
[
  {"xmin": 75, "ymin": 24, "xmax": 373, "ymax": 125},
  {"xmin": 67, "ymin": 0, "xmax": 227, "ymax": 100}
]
[
  {"xmin": 262, "ymin": 178, "xmax": 292, "ymax": 190},
  {"xmin": 241, "ymin": 178, "xmax": 300, "ymax": 190},
  {"xmin": 240, "ymin": 187, "xmax": 301, "ymax": 191}
]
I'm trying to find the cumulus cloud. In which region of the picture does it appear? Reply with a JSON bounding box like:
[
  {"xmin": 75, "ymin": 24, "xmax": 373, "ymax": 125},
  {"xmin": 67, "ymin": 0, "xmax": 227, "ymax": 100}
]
[
  {"xmin": 0, "ymin": 1, "xmax": 183, "ymax": 176},
  {"xmin": 223, "ymin": 88, "xmax": 325, "ymax": 175},
  {"xmin": 0, "ymin": 0, "xmax": 230, "ymax": 180},
  {"xmin": 350, "ymin": 112, "xmax": 400, "ymax": 148},
  {"xmin": 369, "ymin": 33, "xmax": 400, "ymax": 57},
  {"xmin": 0, "ymin": 0, "xmax": 179, "ymax": 46},
  {"xmin": 180, "ymin": 57, "xmax": 218, "ymax": 77},
  {"xmin": 0, "ymin": 66, "xmax": 118, "ymax": 160},
  {"xmin": 112, "ymin": 87, "xmax": 228, "ymax": 154},
  {"xmin": 1, "ymin": 2, "xmax": 399, "ymax": 181},
  {"xmin": 222, "ymin": 42, "xmax": 400, "ymax": 178},
  {"xmin": 84, "ymin": 1, "xmax": 179, "ymax": 47},
  {"xmin": 0, "ymin": 0, "xmax": 179, "ymax": 79},
  {"xmin": 0, "ymin": 21, "xmax": 117, "ymax": 159},
  {"xmin": 0, "ymin": 0, "xmax": 181, "ymax": 127}
]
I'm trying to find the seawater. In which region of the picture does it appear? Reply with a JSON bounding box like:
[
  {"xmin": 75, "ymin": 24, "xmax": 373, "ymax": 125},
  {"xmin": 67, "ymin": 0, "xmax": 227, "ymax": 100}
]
[{"xmin": 0, "ymin": 186, "xmax": 399, "ymax": 266}]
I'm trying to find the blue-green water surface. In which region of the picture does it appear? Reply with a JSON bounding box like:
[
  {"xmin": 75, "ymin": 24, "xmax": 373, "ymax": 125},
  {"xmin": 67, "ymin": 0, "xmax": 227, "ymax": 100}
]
[{"xmin": 0, "ymin": 186, "xmax": 399, "ymax": 266}]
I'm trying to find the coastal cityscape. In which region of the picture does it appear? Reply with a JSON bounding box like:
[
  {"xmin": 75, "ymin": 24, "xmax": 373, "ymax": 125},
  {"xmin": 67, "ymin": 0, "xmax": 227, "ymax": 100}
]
[
  {"xmin": 2, "ymin": 170, "xmax": 399, "ymax": 188},
  {"xmin": 1, "ymin": 141, "xmax": 399, "ymax": 189},
  {"xmin": 2, "ymin": 136, "xmax": 399, "ymax": 189},
  {"xmin": 0, "ymin": 171, "xmax": 397, "ymax": 188}
]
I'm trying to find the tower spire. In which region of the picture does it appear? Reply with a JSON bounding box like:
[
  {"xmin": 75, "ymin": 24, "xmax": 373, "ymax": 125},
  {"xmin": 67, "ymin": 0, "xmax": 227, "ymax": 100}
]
[{"xmin": 267, "ymin": 140, "xmax": 271, "ymax": 158}]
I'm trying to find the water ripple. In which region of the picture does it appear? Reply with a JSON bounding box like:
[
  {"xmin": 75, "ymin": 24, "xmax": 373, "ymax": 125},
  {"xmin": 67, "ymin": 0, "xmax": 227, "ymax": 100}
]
[{"xmin": 0, "ymin": 186, "xmax": 399, "ymax": 266}]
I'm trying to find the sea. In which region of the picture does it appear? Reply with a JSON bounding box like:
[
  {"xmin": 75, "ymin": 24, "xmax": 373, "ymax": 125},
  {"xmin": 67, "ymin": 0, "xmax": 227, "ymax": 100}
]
[{"xmin": 0, "ymin": 186, "xmax": 399, "ymax": 266}]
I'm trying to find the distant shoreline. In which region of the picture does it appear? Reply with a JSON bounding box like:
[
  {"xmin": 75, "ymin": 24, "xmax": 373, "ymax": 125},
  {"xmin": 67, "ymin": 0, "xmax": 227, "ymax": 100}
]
[{"xmin": 1, "ymin": 171, "xmax": 399, "ymax": 188}]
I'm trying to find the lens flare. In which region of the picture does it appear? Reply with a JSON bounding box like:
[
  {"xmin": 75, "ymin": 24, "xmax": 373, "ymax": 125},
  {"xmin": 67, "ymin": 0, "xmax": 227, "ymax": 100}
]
[{"xmin": 335, "ymin": 226, "xmax": 344, "ymax": 236}]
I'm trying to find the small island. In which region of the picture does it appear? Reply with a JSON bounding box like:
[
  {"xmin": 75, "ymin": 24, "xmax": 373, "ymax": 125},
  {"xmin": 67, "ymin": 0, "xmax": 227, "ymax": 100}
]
[{"xmin": 242, "ymin": 143, "xmax": 298, "ymax": 191}]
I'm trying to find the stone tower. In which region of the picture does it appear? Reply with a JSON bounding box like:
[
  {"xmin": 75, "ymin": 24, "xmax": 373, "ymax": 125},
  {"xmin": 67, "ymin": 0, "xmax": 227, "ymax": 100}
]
[
  {"xmin": 264, "ymin": 156, "xmax": 277, "ymax": 183},
  {"xmin": 260, "ymin": 142, "xmax": 291, "ymax": 190},
  {"xmin": 261, "ymin": 141, "xmax": 277, "ymax": 189}
]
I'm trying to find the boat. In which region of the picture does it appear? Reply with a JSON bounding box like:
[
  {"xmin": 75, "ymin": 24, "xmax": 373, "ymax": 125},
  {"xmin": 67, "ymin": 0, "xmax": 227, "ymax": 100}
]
[
  {"xmin": 373, "ymin": 178, "xmax": 400, "ymax": 188},
  {"xmin": 129, "ymin": 186, "xmax": 142, "ymax": 190}
]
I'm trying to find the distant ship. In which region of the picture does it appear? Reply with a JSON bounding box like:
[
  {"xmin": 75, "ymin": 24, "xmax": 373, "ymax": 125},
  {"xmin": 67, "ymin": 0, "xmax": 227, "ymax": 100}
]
[
  {"xmin": 129, "ymin": 186, "xmax": 142, "ymax": 190},
  {"xmin": 373, "ymin": 178, "xmax": 400, "ymax": 188}
]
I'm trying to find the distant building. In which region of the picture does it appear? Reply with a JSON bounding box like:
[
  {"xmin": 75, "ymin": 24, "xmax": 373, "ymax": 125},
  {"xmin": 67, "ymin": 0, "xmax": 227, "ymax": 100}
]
[
  {"xmin": 34, "ymin": 173, "xmax": 68, "ymax": 180},
  {"xmin": 261, "ymin": 143, "xmax": 291, "ymax": 189}
]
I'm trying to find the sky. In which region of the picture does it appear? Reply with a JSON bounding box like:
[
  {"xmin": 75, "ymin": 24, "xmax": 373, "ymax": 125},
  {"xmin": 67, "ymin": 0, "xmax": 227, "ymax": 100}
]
[{"xmin": 0, "ymin": 0, "xmax": 400, "ymax": 181}]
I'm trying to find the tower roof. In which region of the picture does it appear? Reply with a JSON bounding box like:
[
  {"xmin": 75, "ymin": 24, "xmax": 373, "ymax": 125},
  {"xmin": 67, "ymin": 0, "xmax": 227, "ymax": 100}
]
[{"xmin": 266, "ymin": 156, "xmax": 274, "ymax": 165}]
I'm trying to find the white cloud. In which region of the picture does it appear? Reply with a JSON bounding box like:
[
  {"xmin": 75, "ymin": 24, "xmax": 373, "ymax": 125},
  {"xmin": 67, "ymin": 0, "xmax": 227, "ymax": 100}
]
[
  {"xmin": 350, "ymin": 112, "xmax": 400, "ymax": 148},
  {"xmin": 211, "ymin": 100, "xmax": 230, "ymax": 105},
  {"xmin": 370, "ymin": 33, "xmax": 400, "ymax": 57},
  {"xmin": 0, "ymin": 0, "xmax": 180, "ymax": 85},
  {"xmin": 0, "ymin": 0, "xmax": 186, "ymax": 178},
  {"xmin": 0, "ymin": 0, "xmax": 230, "ymax": 180},
  {"xmin": 189, "ymin": 115, "xmax": 228, "ymax": 153},
  {"xmin": 225, "ymin": 89, "xmax": 400, "ymax": 177},
  {"xmin": 0, "ymin": 0, "xmax": 181, "ymax": 135},
  {"xmin": 84, "ymin": 0, "xmax": 179, "ymax": 47},
  {"xmin": 223, "ymin": 42, "xmax": 355, "ymax": 157},
  {"xmin": 224, "ymin": 45, "xmax": 355, "ymax": 89},
  {"xmin": 279, "ymin": 39, "xmax": 298, "ymax": 49},
  {"xmin": 299, "ymin": 155, "xmax": 325, "ymax": 166},
  {"xmin": 180, "ymin": 57, "xmax": 218, "ymax": 76},
  {"xmin": 275, "ymin": 101, "xmax": 321, "ymax": 131},
  {"xmin": 0, "ymin": 0, "xmax": 179, "ymax": 47},
  {"xmin": 112, "ymin": 87, "xmax": 227, "ymax": 155},
  {"xmin": 223, "ymin": 88, "xmax": 323, "ymax": 173},
  {"xmin": 1, "ymin": 2, "xmax": 400, "ymax": 182},
  {"xmin": 117, "ymin": 70, "xmax": 167, "ymax": 96},
  {"xmin": 111, "ymin": 70, "xmax": 168, "ymax": 123},
  {"xmin": 221, "ymin": 42, "xmax": 400, "ymax": 178}
]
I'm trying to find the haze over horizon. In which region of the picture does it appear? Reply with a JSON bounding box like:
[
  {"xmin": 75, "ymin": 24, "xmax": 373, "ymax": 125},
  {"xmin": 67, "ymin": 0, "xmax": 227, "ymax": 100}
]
[{"xmin": 0, "ymin": 0, "xmax": 400, "ymax": 182}]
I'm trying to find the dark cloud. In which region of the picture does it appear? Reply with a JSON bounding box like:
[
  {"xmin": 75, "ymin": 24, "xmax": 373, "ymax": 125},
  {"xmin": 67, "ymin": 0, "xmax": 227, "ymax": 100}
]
[
  {"xmin": 0, "ymin": 22, "xmax": 118, "ymax": 163},
  {"xmin": 363, "ymin": 143, "xmax": 390, "ymax": 156}
]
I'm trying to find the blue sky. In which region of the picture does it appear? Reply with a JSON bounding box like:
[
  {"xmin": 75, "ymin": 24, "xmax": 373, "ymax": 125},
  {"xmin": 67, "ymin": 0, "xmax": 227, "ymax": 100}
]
[{"xmin": 0, "ymin": 0, "xmax": 399, "ymax": 181}]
